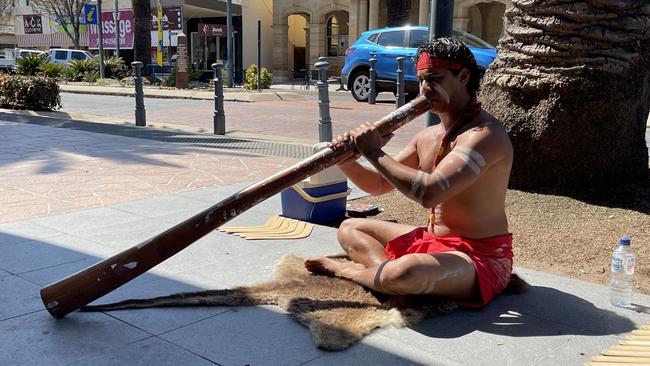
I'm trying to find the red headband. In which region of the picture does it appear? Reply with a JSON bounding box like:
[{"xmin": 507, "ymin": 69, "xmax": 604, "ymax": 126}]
[{"xmin": 416, "ymin": 52, "xmax": 462, "ymax": 72}]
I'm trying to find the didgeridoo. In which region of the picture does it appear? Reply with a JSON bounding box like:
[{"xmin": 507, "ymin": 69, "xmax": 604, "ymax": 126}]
[{"xmin": 40, "ymin": 95, "xmax": 432, "ymax": 318}]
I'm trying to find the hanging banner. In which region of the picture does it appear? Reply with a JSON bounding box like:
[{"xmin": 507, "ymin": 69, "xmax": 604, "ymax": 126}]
[
  {"xmin": 198, "ymin": 23, "xmax": 226, "ymax": 37},
  {"xmin": 151, "ymin": 7, "xmax": 182, "ymax": 31},
  {"xmin": 23, "ymin": 15, "xmax": 43, "ymax": 34},
  {"xmin": 156, "ymin": 0, "xmax": 163, "ymax": 66},
  {"xmin": 89, "ymin": 10, "xmax": 134, "ymax": 49}
]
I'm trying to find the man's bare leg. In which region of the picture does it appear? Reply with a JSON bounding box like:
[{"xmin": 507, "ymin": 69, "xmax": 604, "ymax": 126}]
[
  {"xmin": 305, "ymin": 252, "xmax": 477, "ymax": 301},
  {"xmin": 335, "ymin": 218, "xmax": 417, "ymax": 267}
]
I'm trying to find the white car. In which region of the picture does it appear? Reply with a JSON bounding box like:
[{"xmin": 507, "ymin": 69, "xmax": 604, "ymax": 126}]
[
  {"xmin": 46, "ymin": 49, "xmax": 94, "ymax": 64},
  {"xmin": 0, "ymin": 48, "xmax": 46, "ymax": 72}
]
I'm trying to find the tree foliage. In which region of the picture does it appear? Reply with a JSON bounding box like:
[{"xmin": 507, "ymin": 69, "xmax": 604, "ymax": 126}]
[{"xmin": 31, "ymin": 0, "xmax": 88, "ymax": 49}]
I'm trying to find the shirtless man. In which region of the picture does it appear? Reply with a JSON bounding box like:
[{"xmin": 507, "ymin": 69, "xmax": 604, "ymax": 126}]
[{"xmin": 305, "ymin": 38, "xmax": 514, "ymax": 307}]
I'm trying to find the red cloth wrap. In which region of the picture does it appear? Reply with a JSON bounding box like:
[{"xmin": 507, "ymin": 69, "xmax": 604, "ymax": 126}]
[
  {"xmin": 416, "ymin": 52, "xmax": 463, "ymax": 72},
  {"xmin": 384, "ymin": 227, "xmax": 513, "ymax": 307}
]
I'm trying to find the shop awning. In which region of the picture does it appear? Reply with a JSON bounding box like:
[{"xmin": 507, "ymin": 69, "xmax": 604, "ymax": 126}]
[{"xmin": 16, "ymin": 32, "xmax": 89, "ymax": 48}]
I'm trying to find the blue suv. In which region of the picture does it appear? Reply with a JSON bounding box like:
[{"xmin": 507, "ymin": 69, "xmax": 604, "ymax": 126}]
[{"xmin": 341, "ymin": 26, "xmax": 497, "ymax": 102}]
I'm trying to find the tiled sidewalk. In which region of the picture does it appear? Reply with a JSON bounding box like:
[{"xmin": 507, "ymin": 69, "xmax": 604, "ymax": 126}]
[
  {"xmin": 0, "ymin": 119, "xmax": 298, "ymax": 223},
  {"xmin": 1, "ymin": 112, "xmax": 649, "ymax": 366}
]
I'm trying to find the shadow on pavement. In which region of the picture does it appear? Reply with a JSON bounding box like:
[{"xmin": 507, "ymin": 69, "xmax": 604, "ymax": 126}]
[
  {"xmin": 0, "ymin": 231, "xmax": 433, "ymax": 365},
  {"xmin": 411, "ymin": 286, "xmax": 637, "ymax": 339}
]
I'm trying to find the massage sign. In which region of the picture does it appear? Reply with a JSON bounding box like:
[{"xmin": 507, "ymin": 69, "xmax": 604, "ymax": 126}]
[{"xmin": 23, "ymin": 15, "xmax": 43, "ymax": 34}]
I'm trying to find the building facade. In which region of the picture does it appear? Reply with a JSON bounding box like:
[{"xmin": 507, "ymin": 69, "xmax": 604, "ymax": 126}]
[{"xmin": 271, "ymin": 0, "xmax": 510, "ymax": 81}]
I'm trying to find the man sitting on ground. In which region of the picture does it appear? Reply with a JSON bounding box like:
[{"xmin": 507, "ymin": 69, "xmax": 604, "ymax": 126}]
[{"xmin": 305, "ymin": 37, "xmax": 514, "ymax": 307}]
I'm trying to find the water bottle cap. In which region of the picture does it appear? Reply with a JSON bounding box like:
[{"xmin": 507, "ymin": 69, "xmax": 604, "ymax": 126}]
[{"xmin": 619, "ymin": 236, "xmax": 631, "ymax": 245}]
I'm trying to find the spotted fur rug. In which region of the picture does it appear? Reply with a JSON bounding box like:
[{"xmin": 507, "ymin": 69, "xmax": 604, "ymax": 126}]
[{"xmin": 81, "ymin": 253, "xmax": 457, "ymax": 351}]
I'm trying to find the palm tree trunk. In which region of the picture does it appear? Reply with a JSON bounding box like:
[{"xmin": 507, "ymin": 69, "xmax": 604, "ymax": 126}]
[
  {"xmin": 480, "ymin": 0, "xmax": 650, "ymax": 189},
  {"xmin": 132, "ymin": 0, "xmax": 151, "ymax": 72}
]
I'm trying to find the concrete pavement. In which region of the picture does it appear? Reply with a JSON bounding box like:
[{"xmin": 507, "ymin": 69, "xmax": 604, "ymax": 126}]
[{"xmin": 1, "ymin": 88, "xmax": 649, "ymax": 365}]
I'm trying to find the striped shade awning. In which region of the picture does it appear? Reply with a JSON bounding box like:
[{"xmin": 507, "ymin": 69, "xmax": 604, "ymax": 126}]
[{"xmin": 17, "ymin": 32, "xmax": 88, "ymax": 48}]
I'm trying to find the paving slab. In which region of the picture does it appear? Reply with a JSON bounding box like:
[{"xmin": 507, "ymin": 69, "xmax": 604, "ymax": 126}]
[
  {"xmin": 0, "ymin": 220, "xmax": 64, "ymax": 248},
  {"xmin": 2, "ymin": 192, "xmax": 645, "ymax": 365},
  {"xmin": 0, "ymin": 234, "xmax": 109, "ymax": 274},
  {"xmin": 66, "ymin": 337, "xmax": 217, "ymax": 366},
  {"xmin": 0, "ymin": 311, "xmax": 150, "ymax": 366},
  {"xmin": 0, "ymin": 275, "xmax": 43, "ymax": 320},
  {"xmin": 159, "ymin": 305, "xmax": 325, "ymax": 366}
]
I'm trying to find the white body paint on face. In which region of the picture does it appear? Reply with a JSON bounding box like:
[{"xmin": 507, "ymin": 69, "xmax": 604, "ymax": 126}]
[
  {"xmin": 449, "ymin": 146, "xmax": 486, "ymax": 174},
  {"xmin": 420, "ymin": 80, "xmax": 450, "ymax": 104}
]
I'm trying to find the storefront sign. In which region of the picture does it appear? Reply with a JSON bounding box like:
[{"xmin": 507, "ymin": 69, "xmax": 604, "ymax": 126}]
[
  {"xmin": 198, "ymin": 23, "xmax": 226, "ymax": 37},
  {"xmin": 23, "ymin": 15, "xmax": 43, "ymax": 34},
  {"xmin": 82, "ymin": 4, "xmax": 98, "ymax": 25},
  {"xmin": 151, "ymin": 7, "xmax": 182, "ymax": 31},
  {"xmin": 88, "ymin": 10, "xmax": 134, "ymax": 49}
]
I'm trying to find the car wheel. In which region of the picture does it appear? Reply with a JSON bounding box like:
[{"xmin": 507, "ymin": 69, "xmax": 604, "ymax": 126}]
[{"xmin": 350, "ymin": 70, "xmax": 373, "ymax": 102}]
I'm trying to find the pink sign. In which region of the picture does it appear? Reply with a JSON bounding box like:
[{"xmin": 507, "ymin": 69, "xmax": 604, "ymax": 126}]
[
  {"xmin": 198, "ymin": 23, "xmax": 227, "ymax": 37},
  {"xmin": 89, "ymin": 10, "xmax": 134, "ymax": 49}
]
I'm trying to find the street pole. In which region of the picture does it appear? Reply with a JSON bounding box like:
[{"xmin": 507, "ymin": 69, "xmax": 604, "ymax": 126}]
[
  {"xmin": 156, "ymin": 0, "xmax": 163, "ymax": 66},
  {"xmin": 97, "ymin": 0, "xmax": 105, "ymax": 79},
  {"xmin": 114, "ymin": 0, "xmax": 119, "ymax": 58},
  {"xmin": 424, "ymin": 0, "xmax": 454, "ymax": 127},
  {"xmin": 315, "ymin": 57, "xmax": 332, "ymax": 142},
  {"xmin": 132, "ymin": 61, "xmax": 146, "ymax": 126},
  {"xmin": 226, "ymin": 0, "xmax": 233, "ymax": 88},
  {"xmin": 257, "ymin": 19, "xmax": 261, "ymax": 92},
  {"xmin": 232, "ymin": 30, "xmax": 237, "ymax": 85},
  {"xmin": 212, "ymin": 63, "xmax": 226, "ymax": 135}
]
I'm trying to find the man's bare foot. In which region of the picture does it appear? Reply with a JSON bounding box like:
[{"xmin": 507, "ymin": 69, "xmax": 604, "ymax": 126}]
[{"xmin": 304, "ymin": 256, "xmax": 365, "ymax": 279}]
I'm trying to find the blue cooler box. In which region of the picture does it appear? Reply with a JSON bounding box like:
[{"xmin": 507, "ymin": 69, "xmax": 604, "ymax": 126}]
[{"xmin": 281, "ymin": 179, "xmax": 349, "ymax": 224}]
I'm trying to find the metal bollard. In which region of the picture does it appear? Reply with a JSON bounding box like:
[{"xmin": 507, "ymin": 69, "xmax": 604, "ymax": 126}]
[
  {"xmin": 132, "ymin": 61, "xmax": 146, "ymax": 127},
  {"xmin": 396, "ymin": 57, "xmax": 405, "ymax": 108},
  {"xmin": 368, "ymin": 52, "xmax": 377, "ymax": 105},
  {"xmin": 315, "ymin": 57, "xmax": 332, "ymax": 143},
  {"xmin": 212, "ymin": 63, "xmax": 226, "ymax": 135}
]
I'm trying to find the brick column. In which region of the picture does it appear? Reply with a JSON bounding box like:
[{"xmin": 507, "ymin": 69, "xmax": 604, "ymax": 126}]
[
  {"xmin": 309, "ymin": 23, "xmax": 324, "ymax": 67},
  {"xmin": 272, "ymin": 23, "xmax": 290, "ymax": 81},
  {"xmin": 359, "ymin": 0, "xmax": 369, "ymax": 32},
  {"xmin": 418, "ymin": 0, "xmax": 429, "ymax": 26},
  {"xmin": 369, "ymin": 0, "xmax": 379, "ymax": 29},
  {"xmin": 349, "ymin": 0, "xmax": 360, "ymax": 42}
]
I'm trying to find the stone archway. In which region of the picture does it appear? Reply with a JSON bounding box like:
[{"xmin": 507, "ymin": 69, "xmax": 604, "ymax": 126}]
[
  {"xmin": 313, "ymin": 2, "xmax": 349, "ymax": 76},
  {"xmin": 455, "ymin": 0, "xmax": 510, "ymax": 45},
  {"xmin": 272, "ymin": 4, "xmax": 313, "ymax": 81},
  {"xmin": 288, "ymin": 13, "xmax": 310, "ymax": 79}
]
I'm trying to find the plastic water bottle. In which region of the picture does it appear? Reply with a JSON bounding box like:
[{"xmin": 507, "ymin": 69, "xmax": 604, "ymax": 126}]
[{"xmin": 610, "ymin": 236, "xmax": 635, "ymax": 308}]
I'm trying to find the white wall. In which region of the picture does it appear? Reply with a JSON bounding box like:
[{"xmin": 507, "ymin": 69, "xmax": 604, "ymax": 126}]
[{"xmin": 241, "ymin": 0, "xmax": 273, "ymax": 70}]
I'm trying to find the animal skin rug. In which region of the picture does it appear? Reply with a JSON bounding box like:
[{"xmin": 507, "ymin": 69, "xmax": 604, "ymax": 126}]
[{"xmin": 81, "ymin": 253, "xmax": 457, "ymax": 351}]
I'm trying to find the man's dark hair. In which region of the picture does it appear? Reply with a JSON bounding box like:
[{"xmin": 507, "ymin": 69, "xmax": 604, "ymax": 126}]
[{"xmin": 416, "ymin": 37, "xmax": 485, "ymax": 96}]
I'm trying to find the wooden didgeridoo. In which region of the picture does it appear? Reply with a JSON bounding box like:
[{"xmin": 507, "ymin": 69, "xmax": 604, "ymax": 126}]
[{"xmin": 40, "ymin": 95, "xmax": 432, "ymax": 318}]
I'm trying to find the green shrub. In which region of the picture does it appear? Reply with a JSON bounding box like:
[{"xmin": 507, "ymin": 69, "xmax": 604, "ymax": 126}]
[
  {"xmin": 243, "ymin": 64, "xmax": 272, "ymax": 90},
  {"xmin": 0, "ymin": 74, "xmax": 61, "ymax": 111},
  {"xmin": 15, "ymin": 54, "xmax": 49, "ymax": 76},
  {"xmin": 61, "ymin": 65, "xmax": 77, "ymax": 82},
  {"xmin": 38, "ymin": 63, "xmax": 65, "ymax": 78},
  {"xmin": 83, "ymin": 70, "xmax": 99, "ymax": 83},
  {"xmin": 103, "ymin": 56, "xmax": 125, "ymax": 79},
  {"xmin": 69, "ymin": 58, "xmax": 98, "ymax": 80},
  {"xmin": 163, "ymin": 67, "xmax": 177, "ymax": 87}
]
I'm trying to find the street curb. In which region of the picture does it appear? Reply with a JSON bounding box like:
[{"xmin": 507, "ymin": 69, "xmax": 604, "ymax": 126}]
[
  {"xmin": 57, "ymin": 84, "xmax": 352, "ymax": 102},
  {"xmin": 0, "ymin": 108, "xmax": 324, "ymax": 146}
]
